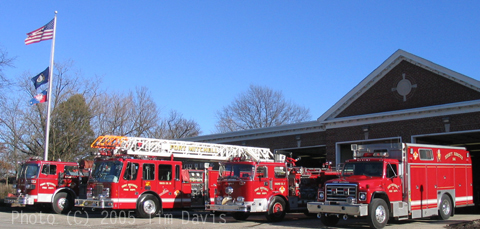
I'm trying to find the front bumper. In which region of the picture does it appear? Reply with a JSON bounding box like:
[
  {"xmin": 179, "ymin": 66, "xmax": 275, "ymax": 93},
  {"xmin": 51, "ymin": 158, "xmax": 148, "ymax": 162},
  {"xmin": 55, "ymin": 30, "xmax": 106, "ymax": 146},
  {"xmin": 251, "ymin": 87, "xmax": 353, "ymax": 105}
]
[
  {"xmin": 75, "ymin": 198, "xmax": 113, "ymax": 208},
  {"xmin": 206, "ymin": 203, "xmax": 249, "ymax": 212},
  {"xmin": 4, "ymin": 195, "xmax": 35, "ymax": 205},
  {"xmin": 307, "ymin": 202, "xmax": 368, "ymax": 216},
  {"xmin": 206, "ymin": 199, "xmax": 268, "ymax": 213}
]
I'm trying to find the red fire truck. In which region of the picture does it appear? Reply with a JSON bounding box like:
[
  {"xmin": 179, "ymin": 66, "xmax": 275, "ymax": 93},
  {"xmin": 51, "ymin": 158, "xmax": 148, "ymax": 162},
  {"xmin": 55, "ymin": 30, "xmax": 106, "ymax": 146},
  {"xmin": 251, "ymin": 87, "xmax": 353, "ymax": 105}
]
[
  {"xmin": 4, "ymin": 158, "xmax": 90, "ymax": 214},
  {"xmin": 307, "ymin": 143, "xmax": 474, "ymax": 228},
  {"xmin": 205, "ymin": 153, "xmax": 337, "ymax": 222},
  {"xmin": 74, "ymin": 135, "xmax": 272, "ymax": 218}
]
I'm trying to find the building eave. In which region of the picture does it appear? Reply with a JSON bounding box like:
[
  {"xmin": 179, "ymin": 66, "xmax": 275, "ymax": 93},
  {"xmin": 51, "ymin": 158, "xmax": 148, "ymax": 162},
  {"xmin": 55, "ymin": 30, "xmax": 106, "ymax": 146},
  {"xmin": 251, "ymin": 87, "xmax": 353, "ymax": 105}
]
[
  {"xmin": 323, "ymin": 99, "xmax": 480, "ymax": 129},
  {"xmin": 182, "ymin": 121, "xmax": 325, "ymax": 143}
]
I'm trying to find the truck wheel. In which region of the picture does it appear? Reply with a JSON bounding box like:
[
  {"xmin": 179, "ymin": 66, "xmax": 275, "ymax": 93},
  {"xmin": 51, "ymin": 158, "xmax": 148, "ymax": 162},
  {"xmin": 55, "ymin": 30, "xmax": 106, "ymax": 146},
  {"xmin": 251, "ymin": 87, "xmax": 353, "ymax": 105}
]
[
  {"xmin": 232, "ymin": 212, "xmax": 250, "ymax": 220},
  {"xmin": 265, "ymin": 196, "xmax": 286, "ymax": 222},
  {"xmin": 320, "ymin": 214, "xmax": 340, "ymax": 226},
  {"xmin": 368, "ymin": 199, "xmax": 389, "ymax": 229},
  {"xmin": 136, "ymin": 194, "xmax": 160, "ymax": 218},
  {"xmin": 438, "ymin": 194, "xmax": 452, "ymax": 220},
  {"xmin": 52, "ymin": 192, "xmax": 74, "ymax": 214}
]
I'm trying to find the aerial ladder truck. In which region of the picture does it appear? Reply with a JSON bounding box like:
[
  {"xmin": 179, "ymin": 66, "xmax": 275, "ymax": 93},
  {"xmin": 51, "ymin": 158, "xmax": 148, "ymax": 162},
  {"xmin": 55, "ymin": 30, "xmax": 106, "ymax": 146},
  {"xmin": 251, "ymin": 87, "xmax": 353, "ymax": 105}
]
[{"xmin": 74, "ymin": 135, "xmax": 275, "ymax": 218}]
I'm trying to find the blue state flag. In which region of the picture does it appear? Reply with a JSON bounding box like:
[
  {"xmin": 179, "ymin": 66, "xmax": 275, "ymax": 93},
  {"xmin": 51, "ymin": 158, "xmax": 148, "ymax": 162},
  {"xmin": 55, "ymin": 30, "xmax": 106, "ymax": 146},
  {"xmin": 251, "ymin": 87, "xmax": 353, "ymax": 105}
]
[{"xmin": 31, "ymin": 67, "xmax": 49, "ymax": 89}]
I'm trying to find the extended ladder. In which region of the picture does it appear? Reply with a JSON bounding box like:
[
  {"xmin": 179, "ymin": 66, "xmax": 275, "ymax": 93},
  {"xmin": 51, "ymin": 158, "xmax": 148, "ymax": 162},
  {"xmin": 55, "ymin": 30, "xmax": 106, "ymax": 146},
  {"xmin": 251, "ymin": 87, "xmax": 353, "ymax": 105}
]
[{"xmin": 91, "ymin": 135, "xmax": 274, "ymax": 162}]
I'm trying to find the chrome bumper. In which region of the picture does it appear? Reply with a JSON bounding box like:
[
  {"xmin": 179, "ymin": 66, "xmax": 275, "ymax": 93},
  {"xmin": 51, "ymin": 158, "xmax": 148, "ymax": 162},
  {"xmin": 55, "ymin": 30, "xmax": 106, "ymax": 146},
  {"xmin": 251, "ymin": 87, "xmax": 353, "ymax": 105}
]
[
  {"xmin": 4, "ymin": 196, "xmax": 35, "ymax": 205},
  {"xmin": 75, "ymin": 198, "xmax": 113, "ymax": 208},
  {"xmin": 205, "ymin": 204, "xmax": 249, "ymax": 212},
  {"xmin": 307, "ymin": 202, "xmax": 368, "ymax": 216}
]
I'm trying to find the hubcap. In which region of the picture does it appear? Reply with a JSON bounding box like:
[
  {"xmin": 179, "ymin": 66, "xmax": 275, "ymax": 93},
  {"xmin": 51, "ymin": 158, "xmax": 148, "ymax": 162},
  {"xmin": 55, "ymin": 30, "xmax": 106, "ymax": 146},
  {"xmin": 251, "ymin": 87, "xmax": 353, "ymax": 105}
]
[
  {"xmin": 375, "ymin": 205, "xmax": 386, "ymax": 223},
  {"xmin": 442, "ymin": 200, "xmax": 451, "ymax": 215},
  {"xmin": 143, "ymin": 200, "xmax": 156, "ymax": 214},
  {"xmin": 273, "ymin": 202, "xmax": 283, "ymax": 215},
  {"xmin": 57, "ymin": 197, "xmax": 66, "ymax": 210}
]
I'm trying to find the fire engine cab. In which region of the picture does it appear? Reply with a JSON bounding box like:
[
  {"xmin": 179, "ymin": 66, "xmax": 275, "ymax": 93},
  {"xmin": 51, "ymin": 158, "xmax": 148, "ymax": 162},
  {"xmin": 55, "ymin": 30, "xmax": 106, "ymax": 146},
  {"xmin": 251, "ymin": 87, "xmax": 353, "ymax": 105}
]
[
  {"xmin": 4, "ymin": 158, "xmax": 89, "ymax": 214},
  {"xmin": 307, "ymin": 143, "xmax": 474, "ymax": 228},
  {"xmin": 74, "ymin": 135, "xmax": 272, "ymax": 218},
  {"xmin": 205, "ymin": 153, "xmax": 337, "ymax": 222}
]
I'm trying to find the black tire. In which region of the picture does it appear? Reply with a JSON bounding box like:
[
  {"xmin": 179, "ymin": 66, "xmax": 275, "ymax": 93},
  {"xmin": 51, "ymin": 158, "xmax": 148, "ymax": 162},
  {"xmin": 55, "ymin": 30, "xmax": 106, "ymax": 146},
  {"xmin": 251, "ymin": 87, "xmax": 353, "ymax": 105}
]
[
  {"xmin": 438, "ymin": 194, "xmax": 452, "ymax": 220},
  {"xmin": 320, "ymin": 214, "xmax": 340, "ymax": 227},
  {"xmin": 52, "ymin": 192, "xmax": 74, "ymax": 214},
  {"xmin": 265, "ymin": 196, "xmax": 286, "ymax": 222},
  {"xmin": 34, "ymin": 203, "xmax": 51, "ymax": 213},
  {"xmin": 368, "ymin": 198, "xmax": 389, "ymax": 229},
  {"xmin": 136, "ymin": 194, "xmax": 160, "ymax": 218},
  {"xmin": 232, "ymin": 212, "xmax": 250, "ymax": 220}
]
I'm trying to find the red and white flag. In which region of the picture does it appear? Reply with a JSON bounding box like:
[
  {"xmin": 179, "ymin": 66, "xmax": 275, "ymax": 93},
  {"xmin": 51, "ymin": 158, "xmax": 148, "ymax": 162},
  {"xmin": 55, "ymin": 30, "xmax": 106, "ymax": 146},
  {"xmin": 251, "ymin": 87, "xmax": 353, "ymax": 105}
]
[
  {"xmin": 30, "ymin": 90, "xmax": 48, "ymax": 105},
  {"xmin": 25, "ymin": 18, "xmax": 55, "ymax": 45}
]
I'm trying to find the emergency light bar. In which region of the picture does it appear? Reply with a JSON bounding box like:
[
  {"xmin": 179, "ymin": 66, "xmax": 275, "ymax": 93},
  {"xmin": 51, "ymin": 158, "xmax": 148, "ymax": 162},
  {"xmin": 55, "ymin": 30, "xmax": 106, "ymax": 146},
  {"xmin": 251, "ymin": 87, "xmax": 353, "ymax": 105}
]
[{"xmin": 361, "ymin": 152, "xmax": 389, "ymax": 157}]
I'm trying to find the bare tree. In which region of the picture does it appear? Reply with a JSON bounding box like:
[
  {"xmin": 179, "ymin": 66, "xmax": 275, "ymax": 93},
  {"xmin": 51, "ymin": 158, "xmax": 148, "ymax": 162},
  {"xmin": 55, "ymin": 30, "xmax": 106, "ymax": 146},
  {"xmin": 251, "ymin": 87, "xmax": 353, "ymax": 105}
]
[
  {"xmin": 153, "ymin": 110, "xmax": 201, "ymax": 139},
  {"xmin": 0, "ymin": 47, "xmax": 15, "ymax": 82},
  {"xmin": 215, "ymin": 85, "xmax": 311, "ymax": 133},
  {"xmin": 90, "ymin": 87, "xmax": 160, "ymax": 137}
]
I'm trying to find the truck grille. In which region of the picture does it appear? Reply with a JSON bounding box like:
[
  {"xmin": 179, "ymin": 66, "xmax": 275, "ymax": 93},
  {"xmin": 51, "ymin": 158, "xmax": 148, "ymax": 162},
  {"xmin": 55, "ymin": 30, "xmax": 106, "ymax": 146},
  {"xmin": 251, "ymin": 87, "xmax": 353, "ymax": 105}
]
[
  {"xmin": 325, "ymin": 184, "xmax": 357, "ymax": 202},
  {"xmin": 94, "ymin": 184, "xmax": 104, "ymax": 197}
]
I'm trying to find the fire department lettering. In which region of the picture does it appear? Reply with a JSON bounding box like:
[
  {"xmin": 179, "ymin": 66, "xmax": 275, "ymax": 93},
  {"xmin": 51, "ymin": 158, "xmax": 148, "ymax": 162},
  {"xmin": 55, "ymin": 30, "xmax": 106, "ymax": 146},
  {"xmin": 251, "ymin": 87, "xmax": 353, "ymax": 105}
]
[
  {"xmin": 387, "ymin": 183, "xmax": 400, "ymax": 193},
  {"xmin": 159, "ymin": 188, "xmax": 169, "ymax": 196},
  {"xmin": 40, "ymin": 182, "xmax": 56, "ymax": 190},
  {"xmin": 170, "ymin": 144, "xmax": 218, "ymax": 153},
  {"xmin": 445, "ymin": 152, "xmax": 464, "ymax": 161},
  {"xmin": 121, "ymin": 183, "xmax": 138, "ymax": 191},
  {"xmin": 254, "ymin": 187, "xmax": 269, "ymax": 195}
]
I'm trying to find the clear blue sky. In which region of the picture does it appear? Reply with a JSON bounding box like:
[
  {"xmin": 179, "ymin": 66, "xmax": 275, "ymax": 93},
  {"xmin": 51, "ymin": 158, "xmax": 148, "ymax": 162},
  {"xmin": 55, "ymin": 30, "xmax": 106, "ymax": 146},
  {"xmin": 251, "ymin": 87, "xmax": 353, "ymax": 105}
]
[{"xmin": 1, "ymin": 1, "xmax": 480, "ymax": 135}]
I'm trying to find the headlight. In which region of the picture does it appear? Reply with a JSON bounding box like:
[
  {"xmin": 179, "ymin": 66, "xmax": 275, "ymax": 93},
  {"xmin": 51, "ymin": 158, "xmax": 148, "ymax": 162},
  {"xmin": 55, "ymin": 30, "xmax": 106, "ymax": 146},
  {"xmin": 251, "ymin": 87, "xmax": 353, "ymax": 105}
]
[
  {"xmin": 346, "ymin": 197, "xmax": 355, "ymax": 204},
  {"xmin": 359, "ymin": 192, "xmax": 367, "ymax": 201},
  {"xmin": 318, "ymin": 191, "xmax": 325, "ymax": 200},
  {"xmin": 225, "ymin": 186, "xmax": 234, "ymax": 195},
  {"xmin": 102, "ymin": 188, "xmax": 110, "ymax": 198},
  {"xmin": 87, "ymin": 187, "xmax": 93, "ymax": 198},
  {"xmin": 236, "ymin": 196, "xmax": 245, "ymax": 202}
]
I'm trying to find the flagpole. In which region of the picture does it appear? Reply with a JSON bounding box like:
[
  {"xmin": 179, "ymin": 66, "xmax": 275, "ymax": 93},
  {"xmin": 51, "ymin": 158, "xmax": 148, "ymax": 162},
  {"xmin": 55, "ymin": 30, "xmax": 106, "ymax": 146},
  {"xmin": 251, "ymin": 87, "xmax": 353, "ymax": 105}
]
[{"xmin": 44, "ymin": 11, "xmax": 57, "ymax": 161}]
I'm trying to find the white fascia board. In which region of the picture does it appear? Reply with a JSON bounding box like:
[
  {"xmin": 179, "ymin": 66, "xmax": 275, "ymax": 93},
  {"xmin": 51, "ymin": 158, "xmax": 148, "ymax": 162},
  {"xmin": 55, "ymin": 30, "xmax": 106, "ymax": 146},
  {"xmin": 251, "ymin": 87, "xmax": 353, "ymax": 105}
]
[
  {"xmin": 181, "ymin": 121, "xmax": 325, "ymax": 143},
  {"xmin": 317, "ymin": 50, "xmax": 405, "ymax": 122},
  {"xmin": 323, "ymin": 100, "xmax": 480, "ymax": 129}
]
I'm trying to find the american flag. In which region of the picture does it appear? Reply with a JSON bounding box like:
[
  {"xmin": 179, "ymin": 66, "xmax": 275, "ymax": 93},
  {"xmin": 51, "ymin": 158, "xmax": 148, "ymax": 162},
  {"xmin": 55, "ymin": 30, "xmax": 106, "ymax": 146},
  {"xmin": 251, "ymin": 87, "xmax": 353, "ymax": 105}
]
[{"xmin": 25, "ymin": 18, "xmax": 55, "ymax": 45}]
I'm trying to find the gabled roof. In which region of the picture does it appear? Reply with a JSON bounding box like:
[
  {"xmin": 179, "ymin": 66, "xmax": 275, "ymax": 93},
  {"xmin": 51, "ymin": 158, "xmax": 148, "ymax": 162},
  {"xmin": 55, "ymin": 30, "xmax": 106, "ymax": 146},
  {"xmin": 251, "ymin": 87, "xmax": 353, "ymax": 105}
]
[
  {"xmin": 185, "ymin": 49, "xmax": 480, "ymax": 143},
  {"xmin": 318, "ymin": 49, "xmax": 480, "ymax": 123}
]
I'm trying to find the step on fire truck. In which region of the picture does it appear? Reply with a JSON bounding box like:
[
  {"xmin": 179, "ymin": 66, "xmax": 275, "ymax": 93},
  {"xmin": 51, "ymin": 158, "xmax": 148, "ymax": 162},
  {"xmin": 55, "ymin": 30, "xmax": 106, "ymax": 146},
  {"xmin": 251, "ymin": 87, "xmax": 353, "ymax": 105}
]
[
  {"xmin": 4, "ymin": 158, "xmax": 91, "ymax": 214},
  {"xmin": 307, "ymin": 143, "xmax": 474, "ymax": 229},
  {"xmin": 205, "ymin": 152, "xmax": 337, "ymax": 222},
  {"xmin": 74, "ymin": 135, "xmax": 273, "ymax": 218}
]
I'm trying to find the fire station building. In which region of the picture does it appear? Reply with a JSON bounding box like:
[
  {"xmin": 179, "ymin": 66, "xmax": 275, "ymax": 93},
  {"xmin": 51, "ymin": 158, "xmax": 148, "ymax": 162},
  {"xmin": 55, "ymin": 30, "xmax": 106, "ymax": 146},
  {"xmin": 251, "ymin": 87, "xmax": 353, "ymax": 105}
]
[{"xmin": 185, "ymin": 49, "xmax": 480, "ymax": 202}]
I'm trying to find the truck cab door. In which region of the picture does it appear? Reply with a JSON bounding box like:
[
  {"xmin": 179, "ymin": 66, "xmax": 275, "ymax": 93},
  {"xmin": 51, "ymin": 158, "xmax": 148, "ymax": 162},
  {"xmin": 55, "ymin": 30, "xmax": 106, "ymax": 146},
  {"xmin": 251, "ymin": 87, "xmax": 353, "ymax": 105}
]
[
  {"xmin": 141, "ymin": 163, "xmax": 156, "ymax": 193},
  {"xmin": 385, "ymin": 163, "xmax": 402, "ymax": 202}
]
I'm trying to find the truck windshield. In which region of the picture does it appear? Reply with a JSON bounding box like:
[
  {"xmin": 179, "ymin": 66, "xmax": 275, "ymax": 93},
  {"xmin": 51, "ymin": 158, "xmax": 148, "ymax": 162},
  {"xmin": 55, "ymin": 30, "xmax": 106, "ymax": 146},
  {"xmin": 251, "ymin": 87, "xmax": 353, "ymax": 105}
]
[
  {"xmin": 19, "ymin": 164, "xmax": 39, "ymax": 179},
  {"xmin": 342, "ymin": 162, "xmax": 383, "ymax": 177},
  {"xmin": 91, "ymin": 161, "xmax": 123, "ymax": 183},
  {"xmin": 219, "ymin": 163, "xmax": 254, "ymax": 180}
]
